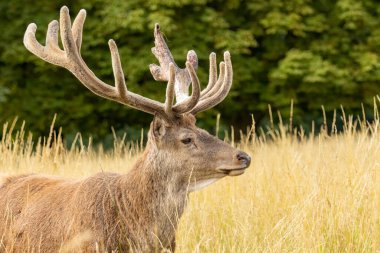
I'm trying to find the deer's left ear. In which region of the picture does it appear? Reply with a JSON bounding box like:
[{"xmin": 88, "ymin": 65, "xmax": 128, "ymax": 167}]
[{"xmin": 152, "ymin": 115, "xmax": 167, "ymax": 139}]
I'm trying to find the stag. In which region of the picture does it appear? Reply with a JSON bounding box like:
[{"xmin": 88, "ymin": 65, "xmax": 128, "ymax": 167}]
[{"xmin": 0, "ymin": 6, "xmax": 251, "ymax": 252}]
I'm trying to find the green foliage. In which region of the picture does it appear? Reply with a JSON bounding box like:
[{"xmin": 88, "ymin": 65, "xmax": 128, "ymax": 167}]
[{"xmin": 0, "ymin": 0, "xmax": 380, "ymax": 142}]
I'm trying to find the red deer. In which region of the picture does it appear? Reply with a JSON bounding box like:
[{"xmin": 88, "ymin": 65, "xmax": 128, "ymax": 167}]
[{"xmin": 0, "ymin": 6, "xmax": 251, "ymax": 252}]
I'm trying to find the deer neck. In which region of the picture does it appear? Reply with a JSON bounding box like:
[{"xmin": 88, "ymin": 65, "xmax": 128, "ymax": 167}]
[
  {"xmin": 129, "ymin": 142, "xmax": 187, "ymax": 189},
  {"xmin": 115, "ymin": 144, "xmax": 188, "ymax": 247},
  {"xmin": 127, "ymin": 144, "xmax": 188, "ymax": 207}
]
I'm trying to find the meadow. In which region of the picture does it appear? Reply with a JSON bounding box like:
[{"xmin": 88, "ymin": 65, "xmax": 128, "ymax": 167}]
[{"xmin": 1, "ymin": 101, "xmax": 379, "ymax": 252}]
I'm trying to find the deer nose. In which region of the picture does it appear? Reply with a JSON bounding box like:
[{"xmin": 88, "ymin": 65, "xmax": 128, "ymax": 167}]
[{"xmin": 236, "ymin": 151, "xmax": 251, "ymax": 167}]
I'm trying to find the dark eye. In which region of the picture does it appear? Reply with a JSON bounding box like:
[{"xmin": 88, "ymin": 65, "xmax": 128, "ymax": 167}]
[{"xmin": 181, "ymin": 138, "xmax": 193, "ymax": 145}]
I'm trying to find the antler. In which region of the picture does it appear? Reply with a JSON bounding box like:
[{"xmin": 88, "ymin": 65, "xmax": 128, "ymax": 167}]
[
  {"xmin": 150, "ymin": 25, "xmax": 233, "ymax": 115},
  {"xmin": 23, "ymin": 6, "xmax": 200, "ymax": 121}
]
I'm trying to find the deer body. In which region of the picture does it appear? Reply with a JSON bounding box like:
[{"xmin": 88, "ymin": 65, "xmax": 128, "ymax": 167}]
[
  {"xmin": 0, "ymin": 154, "xmax": 186, "ymax": 252},
  {"xmin": 0, "ymin": 6, "xmax": 251, "ymax": 252}
]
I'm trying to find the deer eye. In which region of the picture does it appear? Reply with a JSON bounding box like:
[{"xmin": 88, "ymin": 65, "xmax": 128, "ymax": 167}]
[{"xmin": 181, "ymin": 138, "xmax": 193, "ymax": 145}]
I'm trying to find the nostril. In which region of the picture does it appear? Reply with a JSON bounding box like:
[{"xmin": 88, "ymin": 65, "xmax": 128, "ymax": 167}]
[{"xmin": 236, "ymin": 152, "xmax": 251, "ymax": 164}]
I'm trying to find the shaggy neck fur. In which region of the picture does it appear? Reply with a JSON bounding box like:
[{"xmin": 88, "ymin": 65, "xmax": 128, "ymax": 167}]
[{"xmin": 109, "ymin": 141, "xmax": 188, "ymax": 251}]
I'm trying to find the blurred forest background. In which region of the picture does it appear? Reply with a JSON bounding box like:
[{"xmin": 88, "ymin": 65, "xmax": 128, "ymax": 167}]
[{"xmin": 1, "ymin": 0, "xmax": 380, "ymax": 144}]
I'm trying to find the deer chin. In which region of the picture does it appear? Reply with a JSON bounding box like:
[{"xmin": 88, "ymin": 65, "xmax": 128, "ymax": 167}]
[
  {"xmin": 187, "ymin": 178, "xmax": 220, "ymax": 192},
  {"xmin": 216, "ymin": 165, "xmax": 247, "ymax": 177}
]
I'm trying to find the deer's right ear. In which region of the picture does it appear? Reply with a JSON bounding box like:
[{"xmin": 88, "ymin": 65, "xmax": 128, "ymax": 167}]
[{"xmin": 152, "ymin": 115, "xmax": 167, "ymax": 139}]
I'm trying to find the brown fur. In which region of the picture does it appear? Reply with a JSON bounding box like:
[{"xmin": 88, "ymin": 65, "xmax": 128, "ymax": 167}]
[{"xmin": 0, "ymin": 114, "xmax": 250, "ymax": 252}]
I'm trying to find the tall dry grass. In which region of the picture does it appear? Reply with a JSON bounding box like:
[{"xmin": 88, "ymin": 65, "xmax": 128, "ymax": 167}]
[{"xmin": 1, "ymin": 98, "xmax": 380, "ymax": 252}]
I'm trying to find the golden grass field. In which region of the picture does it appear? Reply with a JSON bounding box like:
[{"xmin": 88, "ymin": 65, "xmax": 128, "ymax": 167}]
[{"xmin": 1, "ymin": 101, "xmax": 379, "ymax": 252}]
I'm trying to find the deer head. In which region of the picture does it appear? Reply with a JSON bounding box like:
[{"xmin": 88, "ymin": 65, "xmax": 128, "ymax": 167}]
[{"xmin": 23, "ymin": 6, "xmax": 251, "ymax": 192}]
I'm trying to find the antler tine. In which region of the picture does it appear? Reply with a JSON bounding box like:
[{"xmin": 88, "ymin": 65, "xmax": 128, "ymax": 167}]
[
  {"xmin": 60, "ymin": 6, "xmax": 78, "ymax": 59},
  {"xmin": 200, "ymin": 52, "xmax": 217, "ymax": 97},
  {"xmin": 172, "ymin": 62, "xmax": 201, "ymax": 113},
  {"xmin": 72, "ymin": 9, "xmax": 86, "ymax": 52},
  {"xmin": 24, "ymin": 23, "xmax": 41, "ymax": 53},
  {"xmin": 165, "ymin": 63, "xmax": 175, "ymax": 115},
  {"xmin": 45, "ymin": 21, "xmax": 60, "ymax": 51},
  {"xmin": 191, "ymin": 51, "xmax": 233, "ymax": 114},
  {"xmin": 109, "ymin": 39, "xmax": 127, "ymax": 98}
]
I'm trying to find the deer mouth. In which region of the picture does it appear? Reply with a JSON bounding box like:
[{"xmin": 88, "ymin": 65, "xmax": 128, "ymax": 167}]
[{"xmin": 216, "ymin": 166, "xmax": 248, "ymax": 177}]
